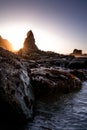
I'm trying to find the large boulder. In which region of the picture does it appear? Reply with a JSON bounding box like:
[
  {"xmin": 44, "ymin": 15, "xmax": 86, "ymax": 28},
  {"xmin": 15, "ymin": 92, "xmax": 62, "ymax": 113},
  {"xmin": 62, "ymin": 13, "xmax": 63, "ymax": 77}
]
[
  {"xmin": 30, "ymin": 67, "xmax": 82, "ymax": 97},
  {"xmin": 0, "ymin": 47, "xmax": 34, "ymax": 122}
]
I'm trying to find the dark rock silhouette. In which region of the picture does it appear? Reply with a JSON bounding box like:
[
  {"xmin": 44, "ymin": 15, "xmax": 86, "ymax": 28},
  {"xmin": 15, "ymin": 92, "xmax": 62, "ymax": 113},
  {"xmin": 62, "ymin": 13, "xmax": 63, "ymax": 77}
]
[
  {"xmin": 72, "ymin": 49, "xmax": 82, "ymax": 55},
  {"xmin": 0, "ymin": 35, "xmax": 13, "ymax": 51},
  {"xmin": 18, "ymin": 30, "xmax": 39, "ymax": 58},
  {"xmin": 24, "ymin": 30, "xmax": 38, "ymax": 52},
  {"xmin": 0, "ymin": 47, "xmax": 34, "ymax": 122}
]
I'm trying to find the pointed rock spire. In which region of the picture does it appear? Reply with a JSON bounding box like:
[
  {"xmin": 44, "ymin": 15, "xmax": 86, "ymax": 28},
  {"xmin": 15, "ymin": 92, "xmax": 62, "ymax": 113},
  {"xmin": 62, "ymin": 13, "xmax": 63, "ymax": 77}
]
[{"xmin": 23, "ymin": 30, "xmax": 38, "ymax": 53}]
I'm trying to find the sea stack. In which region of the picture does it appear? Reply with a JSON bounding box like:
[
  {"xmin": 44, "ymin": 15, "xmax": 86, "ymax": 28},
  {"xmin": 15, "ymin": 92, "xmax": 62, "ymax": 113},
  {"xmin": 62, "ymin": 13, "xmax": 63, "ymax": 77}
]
[
  {"xmin": 18, "ymin": 30, "xmax": 39, "ymax": 58},
  {"xmin": 24, "ymin": 30, "xmax": 38, "ymax": 52}
]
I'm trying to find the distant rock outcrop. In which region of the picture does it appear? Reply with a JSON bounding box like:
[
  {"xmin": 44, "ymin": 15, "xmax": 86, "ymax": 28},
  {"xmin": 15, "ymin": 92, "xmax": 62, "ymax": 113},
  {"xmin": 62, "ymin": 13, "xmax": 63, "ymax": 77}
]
[
  {"xmin": 0, "ymin": 36, "xmax": 13, "ymax": 51},
  {"xmin": 72, "ymin": 49, "xmax": 82, "ymax": 55}
]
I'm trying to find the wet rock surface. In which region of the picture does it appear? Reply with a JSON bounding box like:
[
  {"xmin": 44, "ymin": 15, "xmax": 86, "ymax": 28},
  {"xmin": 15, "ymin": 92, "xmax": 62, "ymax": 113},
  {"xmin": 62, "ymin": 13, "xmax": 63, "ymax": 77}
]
[
  {"xmin": 0, "ymin": 47, "xmax": 34, "ymax": 122},
  {"xmin": 68, "ymin": 57, "xmax": 87, "ymax": 69},
  {"xmin": 69, "ymin": 69, "xmax": 87, "ymax": 81},
  {"xmin": 30, "ymin": 67, "xmax": 82, "ymax": 97}
]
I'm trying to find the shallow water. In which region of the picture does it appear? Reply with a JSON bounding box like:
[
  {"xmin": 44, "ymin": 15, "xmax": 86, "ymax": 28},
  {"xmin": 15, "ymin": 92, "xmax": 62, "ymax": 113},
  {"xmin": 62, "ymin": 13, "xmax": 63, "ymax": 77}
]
[
  {"xmin": 1, "ymin": 82, "xmax": 87, "ymax": 130},
  {"xmin": 25, "ymin": 82, "xmax": 87, "ymax": 130}
]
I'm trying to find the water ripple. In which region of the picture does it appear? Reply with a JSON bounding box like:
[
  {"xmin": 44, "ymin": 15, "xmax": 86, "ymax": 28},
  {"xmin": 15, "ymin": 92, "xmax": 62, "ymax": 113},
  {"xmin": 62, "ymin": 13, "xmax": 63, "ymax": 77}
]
[{"xmin": 25, "ymin": 82, "xmax": 87, "ymax": 130}]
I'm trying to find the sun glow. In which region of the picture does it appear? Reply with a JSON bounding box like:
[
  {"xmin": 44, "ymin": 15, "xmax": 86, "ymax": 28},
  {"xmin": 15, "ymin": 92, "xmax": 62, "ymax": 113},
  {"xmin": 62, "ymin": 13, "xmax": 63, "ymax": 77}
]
[
  {"xmin": 33, "ymin": 29, "xmax": 65, "ymax": 53},
  {"xmin": 0, "ymin": 25, "xmax": 27, "ymax": 51},
  {"xmin": 5, "ymin": 31, "xmax": 24, "ymax": 51}
]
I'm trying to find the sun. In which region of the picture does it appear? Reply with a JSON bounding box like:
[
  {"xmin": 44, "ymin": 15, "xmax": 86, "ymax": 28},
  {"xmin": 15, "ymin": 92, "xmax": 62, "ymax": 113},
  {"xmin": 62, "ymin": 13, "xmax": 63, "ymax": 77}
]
[
  {"xmin": 0, "ymin": 25, "xmax": 27, "ymax": 51},
  {"xmin": 6, "ymin": 31, "xmax": 24, "ymax": 51},
  {"xmin": 4, "ymin": 29, "xmax": 25, "ymax": 51}
]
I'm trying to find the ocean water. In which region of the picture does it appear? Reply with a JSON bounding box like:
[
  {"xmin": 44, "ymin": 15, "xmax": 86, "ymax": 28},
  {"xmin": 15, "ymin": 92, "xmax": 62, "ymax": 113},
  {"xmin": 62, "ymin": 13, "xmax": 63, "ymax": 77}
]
[
  {"xmin": 25, "ymin": 82, "xmax": 87, "ymax": 130},
  {"xmin": 1, "ymin": 82, "xmax": 87, "ymax": 130}
]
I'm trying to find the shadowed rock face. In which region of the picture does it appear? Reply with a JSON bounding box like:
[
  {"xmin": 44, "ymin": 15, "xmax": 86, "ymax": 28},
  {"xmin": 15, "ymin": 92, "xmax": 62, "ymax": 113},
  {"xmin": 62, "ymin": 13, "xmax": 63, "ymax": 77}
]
[
  {"xmin": 18, "ymin": 30, "xmax": 39, "ymax": 59},
  {"xmin": 24, "ymin": 30, "xmax": 38, "ymax": 52},
  {"xmin": 0, "ymin": 47, "xmax": 34, "ymax": 122},
  {"xmin": 20, "ymin": 30, "xmax": 38, "ymax": 54},
  {"xmin": 0, "ymin": 36, "xmax": 13, "ymax": 51}
]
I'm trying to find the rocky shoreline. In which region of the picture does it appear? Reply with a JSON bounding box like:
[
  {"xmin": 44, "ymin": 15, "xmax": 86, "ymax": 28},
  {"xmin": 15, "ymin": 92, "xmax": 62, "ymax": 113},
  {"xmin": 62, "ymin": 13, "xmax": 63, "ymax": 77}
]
[{"xmin": 0, "ymin": 30, "xmax": 87, "ymax": 124}]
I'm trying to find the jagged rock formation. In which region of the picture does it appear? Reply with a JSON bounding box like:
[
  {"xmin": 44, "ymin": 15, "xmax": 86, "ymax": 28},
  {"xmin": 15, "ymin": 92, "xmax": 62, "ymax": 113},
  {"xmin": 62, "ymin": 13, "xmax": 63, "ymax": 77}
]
[
  {"xmin": 0, "ymin": 36, "xmax": 13, "ymax": 51},
  {"xmin": 0, "ymin": 47, "xmax": 34, "ymax": 122}
]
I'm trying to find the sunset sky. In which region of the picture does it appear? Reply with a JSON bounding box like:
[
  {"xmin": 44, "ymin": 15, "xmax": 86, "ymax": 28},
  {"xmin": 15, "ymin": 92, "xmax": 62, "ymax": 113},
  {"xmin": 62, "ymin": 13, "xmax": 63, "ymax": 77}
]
[{"xmin": 0, "ymin": 0, "xmax": 87, "ymax": 54}]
